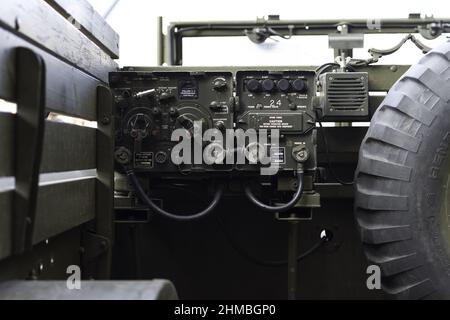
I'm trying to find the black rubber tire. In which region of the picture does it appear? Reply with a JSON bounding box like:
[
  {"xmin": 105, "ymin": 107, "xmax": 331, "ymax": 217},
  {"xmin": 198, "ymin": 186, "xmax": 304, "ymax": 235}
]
[{"xmin": 354, "ymin": 39, "xmax": 450, "ymax": 299}]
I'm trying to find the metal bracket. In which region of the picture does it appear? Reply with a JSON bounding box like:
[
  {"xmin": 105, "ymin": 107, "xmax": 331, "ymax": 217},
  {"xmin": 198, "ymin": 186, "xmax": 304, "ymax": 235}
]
[
  {"xmin": 369, "ymin": 34, "xmax": 431, "ymax": 59},
  {"xmin": 244, "ymin": 25, "xmax": 294, "ymax": 44},
  {"xmin": 329, "ymin": 33, "xmax": 364, "ymax": 50},
  {"xmin": 81, "ymin": 232, "xmax": 110, "ymax": 264},
  {"xmin": 13, "ymin": 47, "xmax": 46, "ymax": 255},
  {"xmin": 94, "ymin": 85, "xmax": 115, "ymax": 278},
  {"xmin": 419, "ymin": 21, "xmax": 450, "ymax": 40}
]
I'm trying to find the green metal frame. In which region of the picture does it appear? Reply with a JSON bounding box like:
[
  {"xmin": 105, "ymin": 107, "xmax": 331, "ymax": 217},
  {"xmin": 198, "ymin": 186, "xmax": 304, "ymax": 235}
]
[{"xmin": 158, "ymin": 15, "xmax": 450, "ymax": 66}]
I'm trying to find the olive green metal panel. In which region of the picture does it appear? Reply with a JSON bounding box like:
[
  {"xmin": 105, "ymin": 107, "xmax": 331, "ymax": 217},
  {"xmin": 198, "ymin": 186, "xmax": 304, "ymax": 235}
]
[
  {"xmin": 121, "ymin": 65, "xmax": 406, "ymax": 79},
  {"xmin": 369, "ymin": 95, "xmax": 386, "ymax": 116},
  {"xmin": 317, "ymin": 127, "xmax": 367, "ymax": 165},
  {"xmin": 44, "ymin": 0, "xmax": 120, "ymax": 59},
  {"xmin": 0, "ymin": 28, "xmax": 100, "ymax": 120},
  {"xmin": 359, "ymin": 65, "xmax": 410, "ymax": 91},
  {"xmin": 0, "ymin": 0, "xmax": 117, "ymax": 82}
]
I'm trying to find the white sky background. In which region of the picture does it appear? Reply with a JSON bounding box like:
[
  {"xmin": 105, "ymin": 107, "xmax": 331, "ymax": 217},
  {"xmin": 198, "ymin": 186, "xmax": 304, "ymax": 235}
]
[{"xmin": 88, "ymin": 0, "xmax": 450, "ymax": 67}]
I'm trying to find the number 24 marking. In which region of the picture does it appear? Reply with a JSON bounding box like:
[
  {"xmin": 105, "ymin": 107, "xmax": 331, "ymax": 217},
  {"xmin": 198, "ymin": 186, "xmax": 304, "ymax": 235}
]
[{"xmin": 269, "ymin": 99, "xmax": 281, "ymax": 107}]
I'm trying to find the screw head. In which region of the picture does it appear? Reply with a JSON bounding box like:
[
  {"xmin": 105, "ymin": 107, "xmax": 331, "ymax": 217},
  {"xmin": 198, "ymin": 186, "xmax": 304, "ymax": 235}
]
[
  {"xmin": 101, "ymin": 115, "xmax": 110, "ymax": 125},
  {"xmin": 100, "ymin": 240, "xmax": 108, "ymax": 249}
]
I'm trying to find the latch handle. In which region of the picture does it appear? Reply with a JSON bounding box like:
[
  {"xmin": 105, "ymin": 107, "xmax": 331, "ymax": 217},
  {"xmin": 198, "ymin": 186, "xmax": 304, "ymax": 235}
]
[{"xmin": 13, "ymin": 47, "xmax": 46, "ymax": 255}]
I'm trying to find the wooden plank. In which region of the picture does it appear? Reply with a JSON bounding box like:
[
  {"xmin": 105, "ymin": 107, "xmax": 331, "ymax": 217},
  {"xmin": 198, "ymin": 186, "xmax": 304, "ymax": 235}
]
[
  {"xmin": 0, "ymin": 174, "xmax": 96, "ymax": 260},
  {"xmin": 0, "ymin": 113, "xmax": 14, "ymax": 177},
  {"xmin": 0, "ymin": 27, "xmax": 99, "ymax": 120},
  {"xmin": 41, "ymin": 121, "xmax": 96, "ymax": 174},
  {"xmin": 0, "ymin": 114, "xmax": 96, "ymax": 176},
  {"xmin": 0, "ymin": 0, "xmax": 117, "ymax": 82},
  {"xmin": 44, "ymin": 0, "xmax": 120, "ymax": 59},
  {"xmin": 33, "ymin": 175, "xmax": 96, "ymax": 244},
  {"xmin": 0, "ymin": 191, "xmax": 13, "ymax": 259}
]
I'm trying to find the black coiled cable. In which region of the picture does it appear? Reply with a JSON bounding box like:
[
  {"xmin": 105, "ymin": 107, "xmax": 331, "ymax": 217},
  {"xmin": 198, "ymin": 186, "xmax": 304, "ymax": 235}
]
[
  {"xmin": 126, "ymin": 169, "xmax": 224, "ymax": 221},
  {"xmin": 244, "ymin": 169, "xmax": 304, "ymax": 213}
]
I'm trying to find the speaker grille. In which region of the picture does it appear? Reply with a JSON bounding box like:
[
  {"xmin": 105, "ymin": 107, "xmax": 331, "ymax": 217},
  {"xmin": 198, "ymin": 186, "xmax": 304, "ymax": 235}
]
[{"xmin": 321, "ymin": 72, "xmax": 369, "ymax": 118}]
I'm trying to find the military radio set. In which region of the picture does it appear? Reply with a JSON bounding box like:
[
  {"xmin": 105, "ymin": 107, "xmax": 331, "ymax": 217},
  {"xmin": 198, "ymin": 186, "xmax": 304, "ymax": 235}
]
[
  {"xmin": 110, "ymin": 19, "xmax": 380, "ymax": 220},
  {"xmin": 111, "ymin": 71, "xmax": 235, "ymax": 174},
  {"xmin": 110, "ymin": 67, "xmax": 333, "ymax": 218}
]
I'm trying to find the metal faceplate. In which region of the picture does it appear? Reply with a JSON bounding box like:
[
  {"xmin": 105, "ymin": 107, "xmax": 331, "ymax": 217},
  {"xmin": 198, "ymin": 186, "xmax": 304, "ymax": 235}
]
[
  {"xmin": 110, "ymin": 71, "xmax": 234, "ymax": 174},
  {"xmin": 235, "ymin": 70, "xmax": 317, "ymax": 173}
]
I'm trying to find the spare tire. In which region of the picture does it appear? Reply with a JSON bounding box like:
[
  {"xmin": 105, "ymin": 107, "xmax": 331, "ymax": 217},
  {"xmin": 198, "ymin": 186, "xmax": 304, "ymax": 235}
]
[{"xmin": 354, "ymin": 39, "xmax": 450, "ymax": 299}]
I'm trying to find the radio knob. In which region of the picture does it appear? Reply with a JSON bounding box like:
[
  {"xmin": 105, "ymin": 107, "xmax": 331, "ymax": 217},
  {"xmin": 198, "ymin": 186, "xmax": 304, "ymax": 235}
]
[
  {"xmin": 212, "ymin": 78, "xmax": 228, "ymax": 91},
  {"xmin": 151, "ymin": 107, "xmax": 161, "ymax": 117},
  {"xmin": 277, "ymin": 79, "xmax": 290, "ymax": 92},
  {"xmin": 261, "ymin": 79, "xmax": 275, "ymax": 92},
  {"xmin": 169, "ymin": 107, "xmax": 178, "ymax": 117},
  {"xmin": 292, "ymin": 79, "xmax": 307, "ymax": 93},
  {"xmin": 246, "ymin": 79, "xmax": 261, "ymax": 92}
]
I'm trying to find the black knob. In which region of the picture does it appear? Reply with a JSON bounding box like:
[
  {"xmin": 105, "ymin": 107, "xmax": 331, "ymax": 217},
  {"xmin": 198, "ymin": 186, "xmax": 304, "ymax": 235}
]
[
  {"xmin": 151, "ymin": 107, "xmax": 161, "ymax": 117},
  {"xmin": 122, "ymin": 90, "xmax": 131, "ymax": 98},
  {"xmin": 169, "ymin": 107, "xmax": 178, "ymax": 117},
  {"xmin": 212, "ymin": 78, "xmax": 227, "ymax": 91},
  {"xmin": 291, "ymin": 79, "xmax": 307, "ymax": 93},
  {"xmin": 246, "ymin": 79, "xmax": 261, "ymax": 92},
  {"xmin": 261, "ymin": 79, "xmax": 275, "ymax": 92},
  {"xmin": 277, "ymin": 79, "xmax": 290, "ymax": 92}
]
